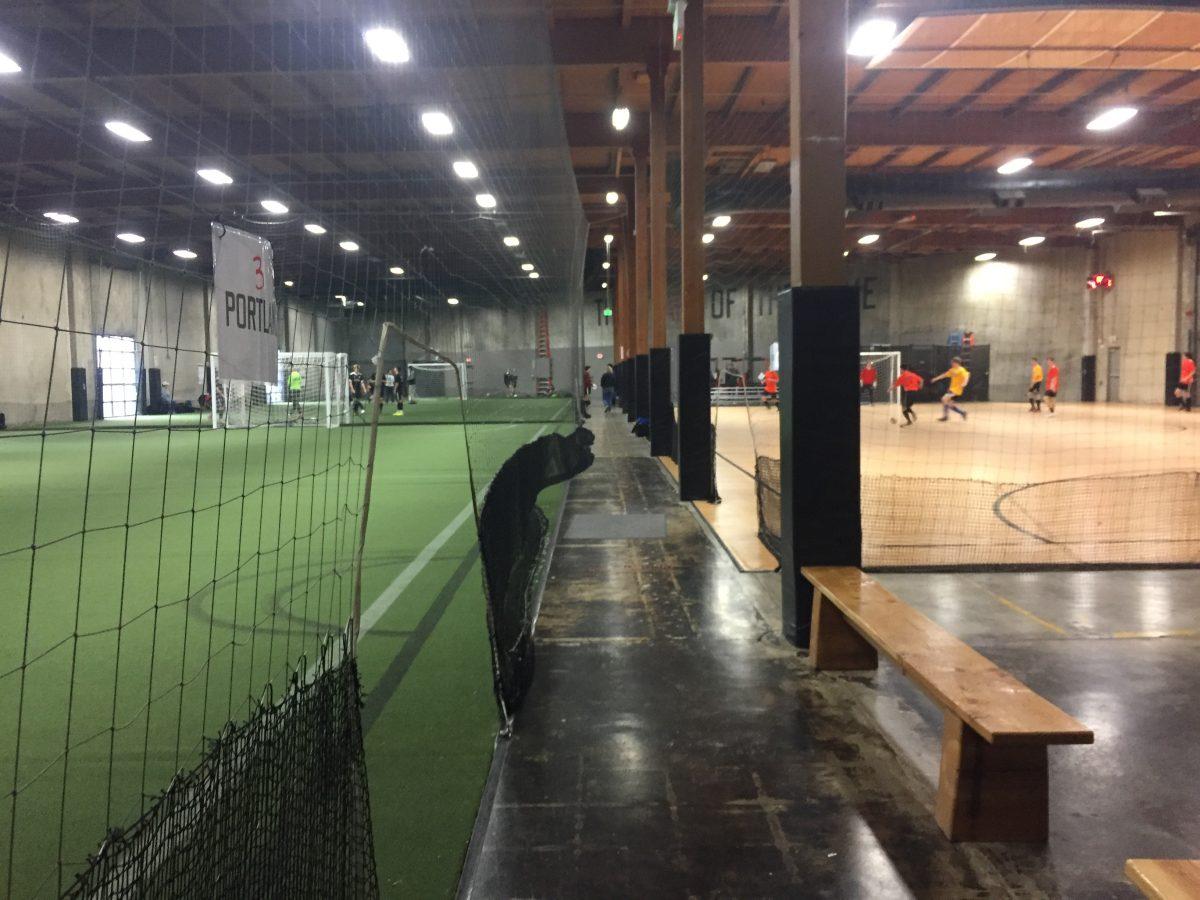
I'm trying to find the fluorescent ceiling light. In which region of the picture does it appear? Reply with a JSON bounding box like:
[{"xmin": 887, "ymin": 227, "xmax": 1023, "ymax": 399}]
[
  {"xmin": 172, "ymin": 248, "xmax": 198, "ymax": 259},
  {"xmin": 283, "ymin": 280, "xmax": 294, "ymax": 287},
  {"xmin": 603, "ymin": 233, "xmax": 614, "ymax": 245},
  {"xmin": 605, "ymin": 191, "xmax": 619, "ymax": 205},
  {"xmin": 702, "ymin": 232, "xmax": 715, "ymax": 244},
  {"xmin": 848, "ymin": 18, "xmax": 897, "ymax": 58},
  {"xmin": 703, "ymin": 273, "xmax": 709, "ymax": 281},
  {"xmin": 996, "ymin": 156, "xmax": 1033, "ymax": 175},
  {"xmin": 116, "ymin": 232, "xmax": 145, "ymax": 244},
  {"xmin": 974, "ymin": 252, "xmax": 997, "ymax": 262},
  {"xmin": 1075, "ymin": 216, "xmax": 1106, "ymax": 230},
  {"xmin": 197, "ymin": 168, "xmax": 233, "ymax": 185},
  {"xmin": 1154, "ymin": 210, "xmax": 1182, "ymax": 217},
  {"xmin": 260, "ymin": 199, "xmax": 289, "ymax": 214},
  {"xmin": 1087, "ymin": 106, "xmax": 1138, "ymax": 132},
  {"xmin": 601, "ymin": 261, "xmax": 610, "ymax": 270},
  {"xmin": 453, "ymin": 160, "xmax": 479, "ymax": 179},
  {"xmin": 521, "ymin": 262, "xmax": 535, "ymax": 271},
  {"xmin": 43, "ymin": 211, "xmax": 78, "ymax": 224},
  {"xmin": 711, "ymin": 214, "xmax": 731, "ymax": 228},
  {"xmin": 304, "ymin": 223, "xmax": 327, "ymax": 234},
  {"xmin": 389, "ymin": 265, "xmax": 404, "ymax": 275},
  {"xmin": 356, "ymin": 300, "xmax": 364, "ymax": 307},
  {"xmin": 421, "ymin": 110, "xmax": 454, "ymax": 136},
  {"xmin": 104, "ymin": 120, "xmax": 151, "ymax": 143},
  {"xmin": 857, "ymin": 233, "xmax": 881, "ymax": 245},
  {"xmin": 611, "ymin": 107, "xmax": 630, "ymax": 131},
  {"xmin": 529, "ymin": 271, "xmax": 540, "ymax": 279},
  {"xmin": 447, "ymin": 297, "xmax": 460, "ymax": 306},
  {"xmin": 1018, "ymin": 235, "xmax": 1046, "ymax": 247},
  {"xmin": 503, "ymin": 236, "xmax": 520, "ymax": 247},
  {"xmin": 475, "ymin": 193, "xmax": 497, "ymax": 209},
  {"xmin": 0, "ymin": 51, "xmax": 21, "ymax": 74},
  {"xmin": 339, "ymin": 240, "xmax": 360, "ymax": 252},
  {"xmin": 363, "ymin": 27, "xmax": 410, "ymax": 64}
]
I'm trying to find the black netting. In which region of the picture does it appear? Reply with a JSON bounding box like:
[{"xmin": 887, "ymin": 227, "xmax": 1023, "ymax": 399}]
[{"xmin": 756, "ymin": 455, "xmax": 782, "ymax": 565}]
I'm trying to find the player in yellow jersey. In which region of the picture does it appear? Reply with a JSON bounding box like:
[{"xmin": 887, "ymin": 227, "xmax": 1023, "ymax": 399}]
[
  {"xmin": 1028, "ymin": 356, "xmax": 1044, "ymax": 412},
  {"xmin": 931, "ymin": 356, "xmax": 969, "ymax": 422}
]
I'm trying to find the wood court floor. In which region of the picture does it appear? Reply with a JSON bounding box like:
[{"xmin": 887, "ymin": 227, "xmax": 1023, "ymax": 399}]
[{"xmin": 709, "ymin": 400, "xmax": 1200, "ymax": 569}]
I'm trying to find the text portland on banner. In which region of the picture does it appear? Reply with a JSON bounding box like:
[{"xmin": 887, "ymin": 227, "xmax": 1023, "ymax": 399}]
[{"xmin": 211, "ymin": 223, "xmax": 279, "ymax": 383}]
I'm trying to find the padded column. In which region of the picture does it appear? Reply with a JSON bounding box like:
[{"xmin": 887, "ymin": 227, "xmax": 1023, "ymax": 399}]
[
  {"xmin": 634, "ymin": 353, "xmax": 650, "ymax": 435},
  {"xmin": 677, "ymin": 332, "xmax": 714, "ymax": 500},
  {"xmin": 70, "ymin": 367, "xmax": 88, "ymax": 422},
  {"xmin": 649, "ymin": 347, "xmax": 672, "ymax": 456}
]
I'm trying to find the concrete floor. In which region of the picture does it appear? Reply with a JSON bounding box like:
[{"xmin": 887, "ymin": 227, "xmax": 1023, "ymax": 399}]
[{"xmin": 464, "ymin": 412, "xmax": 1200, "ymax": 899}]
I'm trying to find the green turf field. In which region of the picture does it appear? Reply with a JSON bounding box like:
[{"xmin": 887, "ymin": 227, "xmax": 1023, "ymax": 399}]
[{"xmin": 0, "ymin": 396, "xmax": 574, "ymax": 897}]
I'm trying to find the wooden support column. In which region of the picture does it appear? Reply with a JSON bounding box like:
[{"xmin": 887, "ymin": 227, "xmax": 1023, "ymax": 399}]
[
  {"xmin": 633, "ymin": 155, "xmax": 649, "ymax": 357},
  {"xmin": 647, "ymin": 60, "xmax": 673, "ymax": 456}
]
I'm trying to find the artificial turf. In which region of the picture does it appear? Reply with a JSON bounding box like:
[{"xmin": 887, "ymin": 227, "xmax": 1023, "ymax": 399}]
[{"xmin": 0, "ymin": 396, "xmax": 575, "ymax": 897}]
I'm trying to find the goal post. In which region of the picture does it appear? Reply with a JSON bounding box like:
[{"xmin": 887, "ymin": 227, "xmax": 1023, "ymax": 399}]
[
  {"xmin": 212, "ymin": 351, "xmax": 349, "ymax": 428},
  {"xmin": 861, "ymin": 350, "xmax": 902, "ymax": 422},
  {"xmin": 406, "ymin": 361, "xmax": 469, "ymax": 402}
]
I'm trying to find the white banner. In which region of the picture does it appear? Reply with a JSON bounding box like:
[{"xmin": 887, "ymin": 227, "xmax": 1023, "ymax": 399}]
[{"xmin": 211, "ymin": 223, "xmax": 278, "ymax": 383}]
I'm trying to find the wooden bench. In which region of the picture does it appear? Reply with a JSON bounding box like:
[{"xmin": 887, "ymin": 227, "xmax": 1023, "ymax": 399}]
[
  {"xmin": 802, "ymin": 566, "xmax": 1093, "ymax": 842},
  {"xmin": 1126, "ymin": 860, "xmax": 1200, "ymax": 899}
]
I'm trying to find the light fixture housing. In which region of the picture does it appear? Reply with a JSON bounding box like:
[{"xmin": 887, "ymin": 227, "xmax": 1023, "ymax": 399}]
[
  {"xmin": 196, "ymin": 168, "xmax": 233, "ymax": 185},
  {"xmin": 702, "ymin": 273, "xmax": 709, "ymax": 281},
  {"xmin": 857, "ymin": 233, "xmax": 881, "ymax": 245},
  {"xmin": 260, "ymin": 199, "xmax": 289, "ymax": 214},
  {"xmin": 611, "ymin": 106, "xmax": 631, "ymax": 131},
  {"xmin": 421, "ymin": 110, "xmax": 454, "ymax": 136},
  {"xmin": 447, "ymin": 297, "xmax": 460, "ymax": 306},
  {"xmin": 116, "ymin": 232, "xmax": 146, "ymax": 244},
  {"xmin": 1018, "ymin": 235, "xmax": 1046, "ymax": 247},
  {"xmin": 389, "ymin": 265, "xmax": 404, "ymax": 275},
  {"xmin": 503, "ymin": 236, "xmax": 520, "ymax": 247},
  {"xmin": 43, "ymin": 211, "xmax": 79, "ymax": 224},
  {"xmin": 521, "ymin": 262, "xmax": 535, "ymax": 272},
  {"xmin": 356, "ymin": 300, "xmax": 365, "ymax": 308},
  {"xmin": 974, "ymin": 252, "xmax": 998, "ymax": 262},
  {"xmin": 1075, "ymin": 216, "xmax": 1106, "ymax": 230},
  {"xmin": 104, "ymin": 120, "xmax": 152, "ymax": 143},
  {"xmin": 0, "ymin": 51, "xmax": 21, "ymax": 74},
  {"xmin": 702, "ymin": 232, "xmax": 715, "ymax": 244},
  {"xmin": 362, "ymin": 27, "xmax": 410, "ymax": 64},
  {"xmin": 605, "ymin": 191, "xmax": 619, "ymax": 205},
  {"xmin": 304, "ymin": 223, "xmax": 327, "ymax": 235},
  {"xmin": 173, "ymin": 248, "xmax": 198, "ymax": 260},
  {"xmin": 1154, "ymin": 209, "xmax": 1182, "ymax": 217},
  {"xmin": 996, "ymin": 157, "xmax": 1033, "ymax": 175},
  {"xmin": 452, "ymin": 160, "xmax": 479, "ymax": 179},
  {"xmin": 848, "ymin": 18, "xmax": 898, "ymax": 58},
  {"xmin": 475, "ymin": 193, "xmax": 497, "ymax": 209},
  {"xmin": 339, "ymin": 240, "xmax": 360, "ymax": 252},
  {"xmin": 1087, "ymin": 107, "xmax": 1138, "ymax": 132},
  {"xmin": 712, "ymin": 215, "xmax": 732, "ymax": 228}
]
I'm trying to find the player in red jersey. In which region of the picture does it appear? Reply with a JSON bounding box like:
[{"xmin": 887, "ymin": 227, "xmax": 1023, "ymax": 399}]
[
  {"xmin": 891, "ymin": 366, "xmax": 924, "ymax": 426},
  {"xmin": 1176, "ymin": 352, "xmax": 1195, "ymax": 412},
  {"xmin": 1044, "ymin": 356, "xmax": 1060, "ymax": 416},
  {"xmin": 859, "ymin": 363, "xmax": 877, "ymax": 405}
]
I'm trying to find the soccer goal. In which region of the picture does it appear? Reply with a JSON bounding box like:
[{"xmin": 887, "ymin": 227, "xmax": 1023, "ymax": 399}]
[
  {"xmin": 406, "ymin": 361, "xmax": 468, "ymax": 402},
  {"xmin": 212, "ymin": 351, "xmax": 350, "ymax": 428},
  {"xmin": 861, "ymin": 350, "xmax": 902, "ymax": 423}
]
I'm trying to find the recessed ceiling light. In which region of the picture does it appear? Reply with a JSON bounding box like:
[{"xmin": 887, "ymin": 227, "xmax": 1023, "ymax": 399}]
[
  {"xmin": 356, "ymin": 300, "xmax": 365, "ymax": 308},
  {"xmin": 529, "ymin": 271, "xmax": 540, "ymax": 279},
  {"xmin": 1018, "ymin": 235, "xmax": 1046, "ymax": 247},
  {"xmin": 605, "ymin": 191, "xmax": 619, "ymax": 205},
  {"xmin": 173, "ymin": 248, "xmax": 198, "ymax": 259},
  {"xmin": 521, "ymin": 263, "xmax": 535, "ymax": 272},
  {"xmin": 1154, "ymin": 210, "xmax": 1182, "ymax": 217},
  {"xmin": 261, "ymin": 199, "xmax": 289, "ymax": 214},
  {"xmin": 611, "ymin": 106, "xmax": 631, "ymax": 131},
  {"xmin": 702, "ymin": 232, "xmax": 715, "ymax": 244},
  {"xmin": 601, "ymin": 261, "xmax": 610, "ymax": 270},
  {"xmin": 283, "ymin": 280, "xmax": 294, "ymax": 287},
  {"xmin": 712, "ymin": 214, "xmax": 731, "ymax": 228},
  {"xmin": 848, "ymin": 18, "xmax": 897, "ymax": 58},
  {"xmin": 447, "ymin": 297, "xmax": 460, "ymax": 305},
  {"xmin": 475, "ymin": 193, "xmax": 497, "ymax": 209},
  {"xmin": 1075, "ymin": 216, "xmax": 1106, "ymax": 230},
  {"xmin": 974, "ymin": 252, "xmax": 997, "ymax": 262},
  {"xmin": 996, "ymin": 157, "xmax": 1033, "ymax": 175},
  {"xmin": 117, "ymin": 232, "xmax": 145, "ymax": 244},
  {"xmin": 389, "ymin": 265, "xmax": 404, "ymax": 275},
  {"xmin": 104, "ymin": 120, "xmax": 151, "ymax": 143},
  {"xmin": 601, "ymin": 281, "xmax": 608, "ymax": 289},
  {"xmin": 304, "ymin": 223, "xmax": 327, "ymax": 234},
  {"xmin": 1087, "ymin": 106, "xmax": 1138, "ymax": 132},
  {"xmin": 362, "ymin": 27, "xmax": 410, "ymax": 64},
  {"xmin": 0, "ymin": 51, "xmax": 21, "ymax": 74},
  {"xmin": 843, "ymin": 250, "xmax": 850, "ymax": 257},
  {"xmin": 702, "ymin": 273, "xmax": 709, "ymax": 281},
  {"xmin": 857, "ymin": 233, "xmax": 881, "ymax": 245},
  {"xmin": 339, "ymin": 240, "xmax": 360, "ymax": 252},
  {"xmin": 453, "ymin": 160, "xmax": 479, "ymax": 179},
  {"xmin": 421, "ymin": 110, "xmax": 454, "ymax": 136},
  {"xmin": 603, "ymin": 233, "xmax": 614, "ymax": 245},
  {"xmin": 43, "ymin": 211, "xmax": 78, "ymax": 224},
  {"xmin": 503, "ymin": 236, "xmax": 520, "ymax": 247},
  {"xmin": 197, "ymin": 168, "xmax": 233, "ymax": 186}
]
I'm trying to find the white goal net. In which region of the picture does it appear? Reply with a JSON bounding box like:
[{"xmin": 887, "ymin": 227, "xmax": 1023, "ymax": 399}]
[
  {"xmin": 212, "ymin": 351, "xmax": 349, "ymax": 428},
  {"xmin": 406, "ymin": 361, "xmax": 468, "ymax": 402},
  {"xmin": 861, "ymin": 350, "xmax": 902, "ymax": 423}
]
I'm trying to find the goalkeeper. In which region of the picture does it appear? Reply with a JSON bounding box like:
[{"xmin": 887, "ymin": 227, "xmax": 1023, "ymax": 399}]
[{"xmin": 287, "ymin": 366, "xmax": 303, "ymax": 417}]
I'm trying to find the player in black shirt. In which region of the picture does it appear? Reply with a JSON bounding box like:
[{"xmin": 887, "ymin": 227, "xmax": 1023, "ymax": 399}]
[{"xmin": 348, "ymin": 364, "xmax": 366, "ymax": 414}]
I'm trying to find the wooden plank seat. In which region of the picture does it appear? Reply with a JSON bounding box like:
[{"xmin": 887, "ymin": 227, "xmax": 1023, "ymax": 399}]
[
  {"xmin": 1126, "ymin": 860, "xmax": 1200, "ymax": 899},
  {"xmin": 801, "ymin": 566, "xmax": 1093, "ymax": 842}
]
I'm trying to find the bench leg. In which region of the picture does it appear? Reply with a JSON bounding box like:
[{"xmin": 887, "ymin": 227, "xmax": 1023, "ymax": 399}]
[
  {"xmin": 809, "ymin": 588, "xmax": 878, "ymax": 671},
  {"xmin": 935, "ymin": 716, "xmax": 1049, "ymax": 842}
]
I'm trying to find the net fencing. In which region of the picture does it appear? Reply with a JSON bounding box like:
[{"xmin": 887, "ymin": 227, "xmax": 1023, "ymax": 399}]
[{"xmin": 214, "ymin": 351, "xmax": 351, "ymax": 429}]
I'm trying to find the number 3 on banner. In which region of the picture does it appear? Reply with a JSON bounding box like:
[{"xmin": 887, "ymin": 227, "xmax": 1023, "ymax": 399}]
[{"xmin": 253, "ymin": 255, "xmax": 265, "ymax": 290}]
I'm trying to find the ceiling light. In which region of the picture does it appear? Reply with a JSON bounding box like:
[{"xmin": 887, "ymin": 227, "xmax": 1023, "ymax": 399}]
[
  {"xmin": 1154, "ymin": 210, "xmax": 1182, "ymax": 217},
  {"xmin": 362, "ymin": 27, "xmax": 410, "ymax": 64},
  {"xmin": 336, "ymin": 294, "xmax": 348, "ymax": 302},
  {"xmin": 304, "ymin": 223, "xmax": 327, "ymax": 234},
  {"xmin": 1018, "ymin": 235, "xmax": 1046, "ymax": 247},
  {"xmin": 475, "ymin": 193, "xmax": 497, "ymax": 209},
  {"xmin": 173, "ymin": 248, "xmax": 198, "ymax": 260},
  {"xmin": 605, "ymin": 191, "xmax": 619, "ymax": 205},
  {"xmin": 260, "ymin": 199, "xmax": 289, "ymax": 214},
  {"xmin": 601, "ymin": 281, "xmax": 608, "ymax": 289},
  {"xmin": 712, "ymin": 214, "xmax": 731, "ymax": 228},
  {"xmin": 283, "ymin": 280, "xmax": 294, "ymax": 287},
  {"xmin": 702, "ymin": 232, "xmax": 715, "ymax": 244},
  {"xmin": 116, "ymin": 232, "xmax": 145, "ymax": 244},
  {"xmin": 389, "ymin": 265, "xmax": 404, "ymax": 275},
  {"xmin": 996, "ymin": 157, "xmax": 1033, "ymax": 175},
  {"xmin": 974, "ymin": 252, "xmax": 997, "ymax": 262},
  {"xmin": 529, "ymin": 271, "xmax": 540, "ymax": 279},
  {"xmin": 453, "ymin": 160, "xmax": 479, "ymax": 179},
  {"xmin": 447, "ymin": 297, "xmax": 460, "ymax": 306},
  {"xmin": 601, "ymin": 261, "xmax": 610, "ymax": 270},
  {"xmin": 1087, "ymin": 106, "xmax": 1138, "ymax": 132},
  {"xmin": 611, "ymin": 106, "xmax": 631, "ymax": 131},
  {"xmin": 339, "ymin": 240, "xmax": 360, "ymax": 252},
  {"xmin": 843, "ymin": 250, "xmax": 850, "ymax": 257},
  {"xmin": 421, "ymin": 110, "xmax": 454, "ymax": 136},
  {"xmin": 104, "ymin": 120, "xmax": 151, "ymax": 143},
  {"xmin": 0, "ymin": 51, "xmax": 21, "ymax": 74},
  {"xmin": 521, "ymin": 262, "xmax": 535, "ymax": 272},
  {"xmin": 503, "ymin": 236, "xmax": 520, "ymax": 247},
  {"xmin": 197, "ymin": 168, "xmax": 233, "ymax": 185},
  {"xmin": 1075, "ymin": 216, "xmax": 1106, "ymax": 230},
  {"xmin": 848, "ymin": 18, "xmax": 897, "ymax": 58},
  {"xmin": 356, "ymin": 300, "xmax": 365, "ymax": 307},
  {"xmin": 603, "ymin": 233, "xmax": 614, "ymax": 245},
  {"xmin": 702, "ymin": 273, "xmax": 709, "ymax": 281},
  {"xmin": 857, "ymin": 233, "xmax": 881, "ymax": 245},
  {"xmin": 43, "ymin": 211, "xmax": 78, "ymax": 224}
]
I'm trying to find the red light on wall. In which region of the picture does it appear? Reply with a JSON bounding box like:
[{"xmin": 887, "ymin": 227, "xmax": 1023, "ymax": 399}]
[{"xmin": 1086, "ymin": 272, "xmax": 1114, "ymax": 291}]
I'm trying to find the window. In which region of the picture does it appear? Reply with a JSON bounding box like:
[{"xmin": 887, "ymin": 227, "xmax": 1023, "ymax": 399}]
[{"xmin": 97, "ymin": 335, "xmax": 138, "ymax": 418}]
